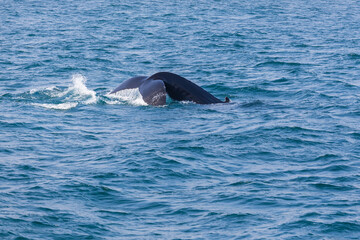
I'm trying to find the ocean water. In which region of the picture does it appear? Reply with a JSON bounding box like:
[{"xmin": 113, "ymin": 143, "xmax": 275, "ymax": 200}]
[{"xmin": 1, "ymin": 0, "xmax": 360, "ymax": 239}]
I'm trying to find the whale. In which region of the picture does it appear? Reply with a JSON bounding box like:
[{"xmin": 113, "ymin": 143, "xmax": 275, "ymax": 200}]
[{"xmin": 110, "ymin": 72, "xmax": 229, "ymax": 106}]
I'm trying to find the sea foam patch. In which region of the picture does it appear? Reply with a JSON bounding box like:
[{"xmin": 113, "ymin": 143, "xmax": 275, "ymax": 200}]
[{"xmin": 32, "ymin": 102, "xmax": 78, "ymax": 110}]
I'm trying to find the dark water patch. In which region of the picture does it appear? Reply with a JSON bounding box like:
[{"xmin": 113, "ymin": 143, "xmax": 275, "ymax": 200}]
[
  {"xmin": 272, "ymin": 77, "xmax": 290, "ymax": 83},
  {"xmin": 92, "ymin": 172, "xmax": 120, "ymax": 180},
  {"xmin": 292, "ymin": 43, "xmax": 312, "ymax": 48},
  {"xmin": 279, "ymin": 219, "xmax": 325, "ymax": 238},
  {"xmin": 322, "ymin": 221, "xmax": 360, "ymax": 234},
  {"xmin": 96, "ymin": 209, "xmax": 130, "ymax": 218},
  {"xmin": 135, "ymin": 201, "xmax": 170, "ymax": 212},
  {"xmin": 290, "ymin": 176, "xmax": 322, "ymax": 183},
  {"xmin": 61, "ymin": 182, "xmax": 119, "ymax": 199},
  {"xmin": 244, "ymin": 197, "xmax": 280, "ymax": 207},
  {"xmin": 233, "ymin": 41, "xmax": 246, "ymax": 48},
  {"xmin": 31, "ymin": 220, "xmax": 54, "ymax": 228},
  {"xmin": 263, "ymin": 125, "xmax": 322, "ymax": 135},
  {"xmin": 4, "ymin": 173, "xmax": 33, "ymax": 182},
  {"xmin": 292, "ymin": 89, "xmax": 336, "ymax": 104},
  {"xmin": 314, "ymin": 153, "xmax": 340, "ymax": 161},
  {"xmin": 255, "ymin": 61, "xmax": 305, "ymax": 68},
  {"xmin": 300, "ymin": 211, "xmax": 322, "ymax": 219},
  {"xmin": 322, "ymin": 164, "xmax": 353, "ymax": 172},
  {"xmin": 284, "ymin": 136, "xmax": 322, "ymax": 146},
  {"xmin": 88, "ymin": 57, "xmax": 113, "ymax": 63},
  {"xmin": 163, "ymin": 207, "xmax": 206, "ymax": 217},
  {"xmin": 241, "ymin": 100, "xmax": 264, "ymax": 108},
  {"xmin": 23, "ymin": 62, "xmax": 45, "ymax": 70},
  {"xmin": 350, "ymin": 132, "xmax": 360, "ymax": 140},
  {"xmin": 285, "ymin": 163, "xmax": 354, "ymax": 177},
  {"xmin": 173, "ymin": 145, "xmax": 206, "ymax": 152},
  {"xmin": 347, "ymin": 53, "xmax": 360, "ymax": 60},
  {"xmin": 0, "ymin": 121, "xmax": 32, "ymax": 129},
  {"xmin": 212, "ymin": 192, "xmax": 244, "ymax": 204},
  {"xmin": 0, "ymin": 93, "xmax": 13, "ymax": 99},
  {"xmin": 229, "ymin": 181, "xmax": 251, "ymax": 187},
  {"xmin": 310, "ymin": 183, "xmax": 355, "ymax": 191},
  {"xmin": 16, "ymin": 164, "xmax": 42, "ymax": 172},
  {"xmin": 326, "ymin": 211, "xmax": 358, "ymax": 219},
  {"xmin": 238, "ymin": 85, "xmax": 283, "ymax": 98},
  {"xmin": 279, "ymin": 218, "xmax": 360, "ymax": 237},
  {"xmin": 218, "ymin": 213, "xmax": 258, "ymax": 224},
  {"xmin": 82, "ymin": 134, "xmax": 99, "ymax": 141}
]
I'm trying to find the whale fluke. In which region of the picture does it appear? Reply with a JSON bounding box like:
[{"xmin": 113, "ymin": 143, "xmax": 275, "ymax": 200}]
[{"xmin": 111, "ymin": 72, "xmax": 229, "ymax": 106}]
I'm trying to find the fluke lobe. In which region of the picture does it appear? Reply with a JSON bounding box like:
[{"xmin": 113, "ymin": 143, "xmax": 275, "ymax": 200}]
[{"xmin": 110, "ymin": 72, "xmax": 230, "ymax": 106}]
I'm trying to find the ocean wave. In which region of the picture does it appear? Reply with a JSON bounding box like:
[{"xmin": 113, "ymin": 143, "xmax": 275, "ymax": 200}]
[{"xmin": 254, "ymin": 61, "xmax": 306, "ymax": 68}]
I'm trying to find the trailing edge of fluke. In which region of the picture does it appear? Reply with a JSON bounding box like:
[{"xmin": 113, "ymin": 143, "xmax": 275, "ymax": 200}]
[{"xmin": 110, "ymin": 72, "xmax": 230, "ymax": 106}]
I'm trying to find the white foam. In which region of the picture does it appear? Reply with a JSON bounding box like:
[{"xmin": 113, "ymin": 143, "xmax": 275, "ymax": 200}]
[
  {"xmin": 106, "ymin": 88, "xmax": 147, "ymax": 106},
  {"xmin": 32, "ymin": 102, "xmax": 78, "ymax": 110}
]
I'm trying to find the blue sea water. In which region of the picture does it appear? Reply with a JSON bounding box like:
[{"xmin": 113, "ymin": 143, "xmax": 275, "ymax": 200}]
[{"xmin": 1, "ymin": 0, "xmax": 360, "ymax": 239}]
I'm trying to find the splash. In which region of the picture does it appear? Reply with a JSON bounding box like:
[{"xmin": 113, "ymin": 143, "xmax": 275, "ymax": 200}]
[
  {"xmin": 63, "ymin": 74, "xmax": 97, "ymax": 104},
  {"xmin": 105, "ymin": 88, "xmax": 147, "ymax": 106},
  {"xmin": 28, "ymin": 74, "xmax": 151, "ymax": 110},
  {"xmin": 31, "ymin": 74, "xmax": 97, "ymax": 110}
]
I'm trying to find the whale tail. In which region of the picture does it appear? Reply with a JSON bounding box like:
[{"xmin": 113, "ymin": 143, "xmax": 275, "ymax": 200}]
[
  {"xmin": 111, "ymin": 72, "xmax": 229, "ymax": 106},
  {"xmin": 148, "ymin": 72, "xmax": 226, "ymax": 104}
]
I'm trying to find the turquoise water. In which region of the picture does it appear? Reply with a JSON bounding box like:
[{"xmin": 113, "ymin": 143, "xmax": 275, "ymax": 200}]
[{"xmin": 1, "ymin": 0, "xmax": 360, "ymax": 239}]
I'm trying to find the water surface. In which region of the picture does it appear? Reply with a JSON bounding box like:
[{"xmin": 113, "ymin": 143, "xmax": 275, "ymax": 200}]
[{"xmin": 1, "ymin": 0, "xmax": 360, "ymax": 239}]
